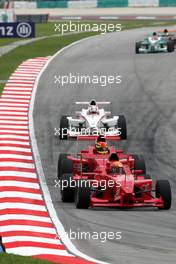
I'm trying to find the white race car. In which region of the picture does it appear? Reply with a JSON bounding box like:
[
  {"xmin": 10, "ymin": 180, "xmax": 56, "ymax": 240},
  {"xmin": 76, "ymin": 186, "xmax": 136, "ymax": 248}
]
[{"xmin": 59, "ymin": 100, "xmax": 127, "ymax": 140}]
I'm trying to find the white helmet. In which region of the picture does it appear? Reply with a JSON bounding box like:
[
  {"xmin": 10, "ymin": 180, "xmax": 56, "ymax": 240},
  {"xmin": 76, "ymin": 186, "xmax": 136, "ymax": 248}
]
[{"xmin": 89, "ymin": 99, "xmax": 98, "ymax": 113}]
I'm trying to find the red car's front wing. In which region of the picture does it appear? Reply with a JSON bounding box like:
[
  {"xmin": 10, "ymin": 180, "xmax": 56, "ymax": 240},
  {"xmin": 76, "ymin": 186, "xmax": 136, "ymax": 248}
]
[
  {"xmin": 90, "ymin": 197, "xmax": 164, "ymax": 208},
  {"xmin": 74, "ymin": 135, "xmax": 121, "ymax": 141}
]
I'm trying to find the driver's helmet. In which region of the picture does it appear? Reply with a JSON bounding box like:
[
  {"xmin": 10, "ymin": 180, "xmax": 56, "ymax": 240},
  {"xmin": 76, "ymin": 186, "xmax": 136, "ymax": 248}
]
[
  {"xmin": 89, "ymin": 99, "xmax": 98, "ymax": 114},
  {"xmin": 97, "ymin": 134, "xmax": 106, "ymax": 143},
  {"xmin": 90, "ymin": 99, "xmax": 96, "ymax": 106},
  {"xmin": 109, "ymin": 161, "xmax": 123, "ymax": 174},
  {"xmin": 164, "ymin": 29, "xmax": 169, "ymax": 35},
  {"xmin": 95, "ymin": 135, "xmax": 109, "ymax": 154},
  {"xmin": 152, "ymin": 32, "xmax": 158, "ymax": 40},
  {"xmin": 108, "ymin": 153, "xmax": 123, "ymax": 173}
]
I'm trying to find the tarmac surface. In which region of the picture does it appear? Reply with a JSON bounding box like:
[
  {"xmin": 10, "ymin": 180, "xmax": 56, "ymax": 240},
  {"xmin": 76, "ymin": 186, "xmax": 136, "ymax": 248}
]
[{"xmin": 34, "ymin": 28, "xmax": 176, "ymax": 264}]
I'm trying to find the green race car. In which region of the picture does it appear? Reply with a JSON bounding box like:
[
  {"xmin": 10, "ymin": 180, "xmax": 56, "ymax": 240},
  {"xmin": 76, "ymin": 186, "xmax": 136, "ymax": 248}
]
[{"xmin": 136, "ymin": 32, "xmax": 174, "ymax": 54}]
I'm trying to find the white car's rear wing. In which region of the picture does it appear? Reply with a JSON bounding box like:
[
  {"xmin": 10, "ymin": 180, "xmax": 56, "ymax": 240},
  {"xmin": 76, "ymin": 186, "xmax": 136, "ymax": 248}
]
[
  {"xmin": 75, "ymin": 101, "xmax": 111, "ymax": 105},
  {"xmin": 76, "ymin": 135, "xmax": 120, "ymax": 141}
]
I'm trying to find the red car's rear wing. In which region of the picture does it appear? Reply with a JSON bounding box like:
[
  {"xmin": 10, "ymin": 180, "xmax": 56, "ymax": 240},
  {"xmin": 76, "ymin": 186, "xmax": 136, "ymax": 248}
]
[
  {"xmin": 77, "ymin": 135, "xmax": 121, "ymax": 141},
  {"xmin": 75, "ymin": 101, "xmax": 111, "ymax": 105}
]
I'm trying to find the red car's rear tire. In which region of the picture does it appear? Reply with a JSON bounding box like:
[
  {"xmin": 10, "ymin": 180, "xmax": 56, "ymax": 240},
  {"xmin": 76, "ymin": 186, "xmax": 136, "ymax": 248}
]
[
  {"xmin": 58, "ymin": 157, "xmax": 72, "ymax": 179},
  {"xmin": 58, "ymin": 153, "xmax": 69, "ymax": 179},
  {"xmin": 60, "ymin": 173, "xmax": 75, "ymax": 202}
]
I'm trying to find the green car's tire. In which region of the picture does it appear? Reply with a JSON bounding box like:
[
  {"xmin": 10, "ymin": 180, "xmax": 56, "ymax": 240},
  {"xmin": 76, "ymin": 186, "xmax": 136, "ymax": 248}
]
[
  {"xmin": 167, "ymin": 41, "xmax": 174, "ymax": 52},
  {"xmin": 135, "ymin": 42, "xmax": 141, "ymax": 54}
]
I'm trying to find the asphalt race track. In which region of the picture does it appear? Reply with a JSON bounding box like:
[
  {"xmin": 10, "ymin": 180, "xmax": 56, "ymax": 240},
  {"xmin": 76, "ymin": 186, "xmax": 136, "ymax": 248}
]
[{"xmin": 33, "ymin": 28, "xmax": 176, "ymax": 264}]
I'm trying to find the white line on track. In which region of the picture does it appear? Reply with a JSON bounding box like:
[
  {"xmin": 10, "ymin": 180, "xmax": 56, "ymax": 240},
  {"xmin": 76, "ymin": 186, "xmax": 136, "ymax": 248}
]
[
  {"xmin": 0, "ymin": 125, "xmax": 28, "ymax": 129},
  {"xmin": 0, "ymin": 136, "xmax": 28, "ymax": 140},
  {"xmin": 0, "ymin": 130, "xmax": 29, "ymax": 134},
  {"xmin": 0, "ymin": 147, "xmax": 31, "ymax": 152},
  {"xmin": 0, "ymin": 192, "xmax": 42, "ymax": 200},
  {"xmin": 0, "ymin": 140, "xmax": 29, "ymax": 144},
  {"xmin": 1, "ymin": 93, "xmax": 31, "ymax": 96},
  {"xmin": 0, "ymin": 181, "xmax": 39, "ymax": 189},
  {"xmin": 3, "ymin": 236, "xmax": 60, "ymax": 244},
  {"xmin": 0, "ymin": 162, "xmax": 34, "ymax": 169},
  {"xmin": 0, "ymin": 204, "xmax": 46, "ymax": 212},
  {"xmin": 0, "ymin": 103, "xmax": 29, "ymax": 107},
  {"xmin": 0, "ymin": 109, "xmax": 28, "ymax": 112},
  {"xmin": 0, "ymin": 155, "xmax": 32, "ymax": 160},
  {"xmin": 11, "ymin": 73, "xmax": 38, "ymax": 76},
  {"xmin": 0, "ymin": 121, "xmax": 28, "ymax": 124},
  {"xmin": 0, "ymin": 99, "xmax": 30, "ymax": 103},
  {"xmin": 1, "ymin": 95, "xmax": 31, "ymax": 99},
  {"xmin": 22, "ymin": 63, "xmax": 46, "ymax": 66},
  {"xmin": 0, "ymin": 117, "xmax": 28, "ymax": 120},
  {"xmin": 3, "ymin": 92, "xmax": 31, "ymax": 95},
  {"xmin": 0, "ymin": 214, "xmax": 51, "ymax": 223},
  {"xmin": 0, "ymin": 171, "xmax": 36, "ymax": 178},
  {"xmin": 7, "ymin": 247, "xmax": 72, "ymax": 257},
  {"xmin": 4, "ymin": 87, "xmax": 32, "ymax": 91},
  {"xmin": 0, "ymin": 135, "xmax": 29, "ymax": 139},
  {"xmin": 5, "ymin": 84, "xmax": 33, "ymax": 87},
  {"xmin": 11, "ymin": 74, "xmax": 37, "ymax": 77},
  {"xmin": 10, "ymin": 77, "xmax": 36, "ymax": 80},
  {"xmin": 17, "ymin": 68, "xmax": 42, "ymax": 72},
  {"xmin": 1, "ymin": 225, "xmax": 55, "ymax": 234}
]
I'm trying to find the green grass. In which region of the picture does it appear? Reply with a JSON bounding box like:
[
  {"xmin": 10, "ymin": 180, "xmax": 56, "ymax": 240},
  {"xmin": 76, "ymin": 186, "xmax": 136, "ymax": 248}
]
[
  {"xmin": 0, "ymin": 253, "xmax": 55, "ymax": 264},
  {"xmin": 0, "ymin": 83, "xmax": 4, "ymax": 94},
  {"xmin": 0, "ymin": 38, "xmax": 20, "ymax": 47},
  {"xmin": 0, "ymin": 32, "xmax": 97, "ymax": 80}
]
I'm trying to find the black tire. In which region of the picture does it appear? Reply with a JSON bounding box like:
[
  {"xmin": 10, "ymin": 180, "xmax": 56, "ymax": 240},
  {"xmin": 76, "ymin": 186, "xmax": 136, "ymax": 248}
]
[
  {"xmin": 143, "ymin": 174, "xmax": 151, "ymax": 179},
  {"xmin": 132, "ymin": 154, "xmax": 146, "ymax": 162},
  {"xmin": 134, "ymin": 159, "xmax": 146, "ymax": 174},
  {"xmin": 131, "ymin": 154, "xmax": 140, "ymax": 160},
  {"xmin": 118, "ymin": 115, "xmax": 127, "ymax": 140},
  {"xmin": 60, "ymin": 173, "xmax": 75, "ymax": 202},
  {"xmin": 156, "ymin": 180, "xmax": 171, "ymax": 210},
  {"xmin": 75, "ymin": 180, "xmax": 91, "ymax": 209},
  {"xmin": 167, "ymin": 41, "xmax": 174, "ymax": 52},
  {"xmin": 172, "ymin": 42, "xmax": 174, "ymax": 51},
  {"xmin": 136, "ymin": 42, "xmax": 141, "ymax": 54},
  {"xmin": 59, "ymin": 158, "xmax": 72, "ymax": 179},
  {"xmin": 59, "ymin": 115, "xmax": 69, "ymax": 140},
  {"xmin": 57, "ymin": 153, "xmax": 68, "ymax": 179}
]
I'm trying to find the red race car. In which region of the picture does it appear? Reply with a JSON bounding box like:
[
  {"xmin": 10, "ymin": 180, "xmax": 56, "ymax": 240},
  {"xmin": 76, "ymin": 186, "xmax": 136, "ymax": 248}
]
[{"xmin": 58, "ymin": 137, "xmax": 171, "ymax": 210}]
